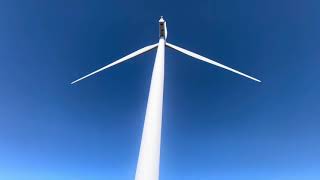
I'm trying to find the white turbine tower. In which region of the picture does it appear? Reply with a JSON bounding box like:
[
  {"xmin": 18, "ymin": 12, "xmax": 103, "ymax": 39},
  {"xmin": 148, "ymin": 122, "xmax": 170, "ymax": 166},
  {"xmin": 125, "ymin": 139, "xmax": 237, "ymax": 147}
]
[{"xmin": 71, "ymin": 16, "xmax": 261, "ymax": 180}]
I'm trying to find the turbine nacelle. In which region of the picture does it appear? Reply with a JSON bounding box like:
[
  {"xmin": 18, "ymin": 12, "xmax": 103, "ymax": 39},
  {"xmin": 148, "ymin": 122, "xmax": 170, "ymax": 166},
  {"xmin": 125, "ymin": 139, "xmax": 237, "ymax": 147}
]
[{"xmin": 159, "ymin": 16, "xmax": 167, "ymax": 40}]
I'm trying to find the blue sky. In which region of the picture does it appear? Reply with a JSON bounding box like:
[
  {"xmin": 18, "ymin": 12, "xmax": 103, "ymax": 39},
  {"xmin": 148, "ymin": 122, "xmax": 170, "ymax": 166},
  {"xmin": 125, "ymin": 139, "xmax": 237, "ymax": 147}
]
[{"xmin": 0, "ymin": 0, "xmax": 320, "ymax": 179}]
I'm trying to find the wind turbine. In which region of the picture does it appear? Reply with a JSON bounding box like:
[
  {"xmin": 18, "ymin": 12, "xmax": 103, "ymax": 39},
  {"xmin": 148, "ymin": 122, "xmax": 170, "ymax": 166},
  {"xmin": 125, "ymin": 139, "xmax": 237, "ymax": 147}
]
[{"xmin": 71, "ymin": 16, "xmax": 261, "ymax": 180}]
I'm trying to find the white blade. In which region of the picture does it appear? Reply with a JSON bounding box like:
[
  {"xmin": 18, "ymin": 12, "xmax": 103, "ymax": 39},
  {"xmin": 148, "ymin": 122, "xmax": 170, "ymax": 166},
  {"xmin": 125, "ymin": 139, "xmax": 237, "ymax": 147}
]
[
  {"xmin": 166, "ymin": 43, "xmax": 261, "ymax": 82},
  {"xmin": 71, "ymin": 43, "xmax": 158, "ymax": 84}
]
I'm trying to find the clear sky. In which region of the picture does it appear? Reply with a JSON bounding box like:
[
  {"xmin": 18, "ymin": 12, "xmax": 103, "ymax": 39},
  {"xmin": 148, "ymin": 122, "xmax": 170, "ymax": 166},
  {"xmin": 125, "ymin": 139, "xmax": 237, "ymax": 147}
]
[{"xmin": 0, "ymin": 0, "xmax": 320, "ymax": 179}]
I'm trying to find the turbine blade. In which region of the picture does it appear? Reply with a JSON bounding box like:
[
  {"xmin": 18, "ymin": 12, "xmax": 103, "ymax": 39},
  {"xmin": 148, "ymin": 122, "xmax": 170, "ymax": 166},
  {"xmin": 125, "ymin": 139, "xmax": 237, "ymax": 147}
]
[
  {"xmin": 166, "ymin": 43, "xmax": 261, "ymax": 82},
  {"xmin": 71, "ymin": 43, "xmax": 158, "ymax": 84}
]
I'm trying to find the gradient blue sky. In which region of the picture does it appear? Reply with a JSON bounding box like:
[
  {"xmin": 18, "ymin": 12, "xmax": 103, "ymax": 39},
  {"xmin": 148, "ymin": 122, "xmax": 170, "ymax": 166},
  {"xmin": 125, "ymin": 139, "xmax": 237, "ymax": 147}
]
[{"xmin": 1, "ymin": 0, "xmax": 320, "ymax": 179}]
